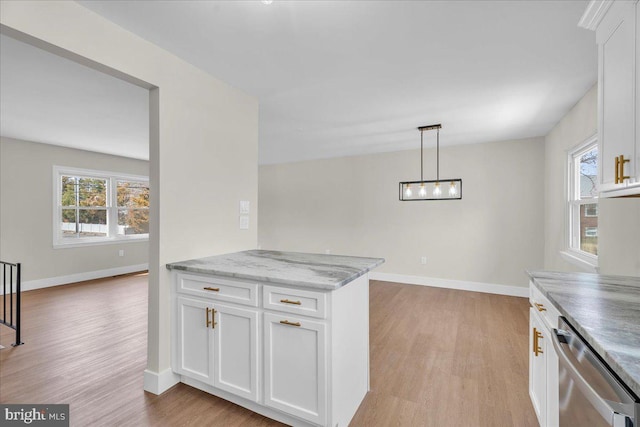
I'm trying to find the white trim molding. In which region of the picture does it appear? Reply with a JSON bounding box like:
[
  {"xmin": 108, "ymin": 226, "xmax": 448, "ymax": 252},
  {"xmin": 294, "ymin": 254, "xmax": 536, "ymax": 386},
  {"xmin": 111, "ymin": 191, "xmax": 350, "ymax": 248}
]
[
  {"xmin": 560, "ymin": 251, "xmax": 600, "ymax": 273},
  {"xmin": 3, "ymin": 263, "xmax": 149, "ymax": 294},
  {"xmin": 578, "ymin": 1, "xmax": 615, "ymax": 30},
  {"xmin": 369, "ymin": 272, "xmax": 529, "ymax": 298},
  {"xmin": 143, "ymin": 368, "xmax": 180, "ymax": 395}
]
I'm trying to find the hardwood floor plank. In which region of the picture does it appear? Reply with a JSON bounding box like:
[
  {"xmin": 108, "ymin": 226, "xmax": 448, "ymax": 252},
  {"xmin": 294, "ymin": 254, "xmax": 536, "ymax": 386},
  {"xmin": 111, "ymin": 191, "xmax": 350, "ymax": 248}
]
[{"xmin": 1, "ymin": 275, "xmax": 536, "ymax": 426}]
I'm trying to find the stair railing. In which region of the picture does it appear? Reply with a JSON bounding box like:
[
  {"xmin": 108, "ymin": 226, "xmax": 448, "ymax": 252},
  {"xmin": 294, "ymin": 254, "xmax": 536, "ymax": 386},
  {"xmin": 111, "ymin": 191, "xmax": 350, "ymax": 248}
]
[{"xmin": 1, "ymin": 261, "xmax": 23, "ymax": 346}]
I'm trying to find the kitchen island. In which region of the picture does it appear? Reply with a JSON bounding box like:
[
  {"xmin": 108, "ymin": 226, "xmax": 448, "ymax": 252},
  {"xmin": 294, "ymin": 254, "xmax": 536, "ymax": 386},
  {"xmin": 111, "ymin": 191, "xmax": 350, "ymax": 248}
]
[{"xmin": 166, "ymin": 250, "xmax": 384, "ymax": 427}]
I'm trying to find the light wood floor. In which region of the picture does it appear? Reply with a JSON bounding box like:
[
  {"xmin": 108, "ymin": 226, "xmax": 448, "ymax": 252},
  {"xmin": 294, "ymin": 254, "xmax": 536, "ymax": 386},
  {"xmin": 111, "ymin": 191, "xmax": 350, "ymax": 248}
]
[{"xmin": 0, "ymin": 274, "xmax": 537, "ymax": 426}]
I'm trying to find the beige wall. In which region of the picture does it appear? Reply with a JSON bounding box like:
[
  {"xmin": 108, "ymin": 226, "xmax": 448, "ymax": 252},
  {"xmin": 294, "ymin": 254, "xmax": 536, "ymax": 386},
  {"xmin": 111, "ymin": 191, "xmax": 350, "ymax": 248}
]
[
  {"xmin": 259, "ymin": 137, "xmax": 545, "ymax": 288},
  {"xmin": 0, "ymin": 1, "xmax": 258, "ymax": 380},
  {"xmin": 543, "ymin": 84, "xmax": 640, "ymax": 276},
  {"xmin": 0, "ymin": 137, "xmax": 149, "ymax": 282},
  {"xmin": 598, "ymin": 197, "xmax": 640, "ymax": 276},
  {"xmin": 543, "ymin": 85, "xmax": 598, "ymax": 272}
]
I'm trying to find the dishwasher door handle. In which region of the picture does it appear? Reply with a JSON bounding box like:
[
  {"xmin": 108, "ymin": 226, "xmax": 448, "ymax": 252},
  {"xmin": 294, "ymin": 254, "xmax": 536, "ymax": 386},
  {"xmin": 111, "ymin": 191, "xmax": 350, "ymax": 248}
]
[{"xmin": 551, "ymin": 329, "xmax": 633, "ymax": 426}]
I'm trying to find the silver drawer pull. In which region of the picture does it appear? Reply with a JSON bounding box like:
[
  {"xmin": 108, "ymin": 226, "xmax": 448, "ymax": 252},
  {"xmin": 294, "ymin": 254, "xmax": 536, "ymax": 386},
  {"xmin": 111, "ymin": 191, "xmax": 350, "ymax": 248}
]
[
  {"xmin": 280, "ymin": 299, "xmax": 302, "ymax": 305},
  {"xmin": 203, "ymin": 287, "xmax": 220, "ymax": 292},
  {"xmin": 280, "ymin": 320, "xmax": 301, "ymax": 327}
]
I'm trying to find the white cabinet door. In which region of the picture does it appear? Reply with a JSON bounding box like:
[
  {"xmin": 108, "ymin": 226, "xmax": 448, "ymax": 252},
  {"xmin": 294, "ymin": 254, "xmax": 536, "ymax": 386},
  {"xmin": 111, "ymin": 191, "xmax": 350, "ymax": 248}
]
[
  {"xmin": 264, "ymin": 312, "xmax": 326, "ymax": 426},
  {"xmin": 175, "ymin": 296, "xmax": 214, "ymax": 385},
  {"xmin": 529, "ymin": 308, "xmax": 547, "ymax": 427},
  {"xmin": 598, "ymin": 1, "xmax": 637, "ymax": 190},
  {"xmin": 212, "ymin": 303, "xmax": 259, "ymax": 402}
]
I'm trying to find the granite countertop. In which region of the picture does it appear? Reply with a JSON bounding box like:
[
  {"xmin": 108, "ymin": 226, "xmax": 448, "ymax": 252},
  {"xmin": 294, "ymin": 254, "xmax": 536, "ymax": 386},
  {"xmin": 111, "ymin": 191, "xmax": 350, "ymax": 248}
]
[
  {"xmin": 528, "ymin": 270, "xmax": 640, "ymax": 397},
  {"xmin": 166, "ymin": 250, "xmax": 385, "ymax": 290}
]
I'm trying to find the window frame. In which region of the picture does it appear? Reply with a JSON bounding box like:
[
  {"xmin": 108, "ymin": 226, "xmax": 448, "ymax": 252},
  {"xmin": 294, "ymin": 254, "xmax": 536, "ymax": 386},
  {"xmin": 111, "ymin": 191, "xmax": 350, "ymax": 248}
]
[
  {"xmin": 564, "ymin": 135, "xmax": 598, "ymax": 269},
  {"xmin": 53, "ymin": 166, "xmax": 149, "ymax": 249}
]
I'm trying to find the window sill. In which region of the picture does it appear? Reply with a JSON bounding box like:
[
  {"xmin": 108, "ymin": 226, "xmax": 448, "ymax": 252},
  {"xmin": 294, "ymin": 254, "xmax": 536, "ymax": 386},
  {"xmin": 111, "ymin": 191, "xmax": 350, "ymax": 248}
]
[
  {"xmin": 560, "ymin": 250, "xmax": 599, "ymax": 273},
  {"xmin": 54, "ymin": 236, "xmax": 149, "ymax": 249}
]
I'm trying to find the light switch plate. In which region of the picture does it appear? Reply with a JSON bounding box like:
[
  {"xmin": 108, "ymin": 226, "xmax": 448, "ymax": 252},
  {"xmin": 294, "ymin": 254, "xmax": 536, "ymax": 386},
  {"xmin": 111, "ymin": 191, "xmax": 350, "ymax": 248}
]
[
  {"xmin": 239, "ymin": 215, "xmax": 249, "ymax": 230},
  {"xmin": 239, "ymin": 201, "xmax": 250, "ymax": 214}
]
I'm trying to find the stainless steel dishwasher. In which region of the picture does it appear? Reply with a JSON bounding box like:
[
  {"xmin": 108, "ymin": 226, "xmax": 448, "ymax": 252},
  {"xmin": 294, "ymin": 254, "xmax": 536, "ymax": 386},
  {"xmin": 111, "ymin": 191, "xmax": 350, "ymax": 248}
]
[{"xmin": 551, "ymin": 317, "xmax": 639, "ymax": 427}]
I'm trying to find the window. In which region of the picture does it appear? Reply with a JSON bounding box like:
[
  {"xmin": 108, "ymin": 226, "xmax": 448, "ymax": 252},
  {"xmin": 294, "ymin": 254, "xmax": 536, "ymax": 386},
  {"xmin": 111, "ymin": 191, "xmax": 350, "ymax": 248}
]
[
  {"xmin": 567, "ymin": 136, "xmax": 598, "ymax": 263},
  {"xmin": 584, "ymin": 204, "xmax": 598, "ymax": 217},
  {"xmin": 54, "ymin": 166, "xmax": 149, "ymax": 247}
]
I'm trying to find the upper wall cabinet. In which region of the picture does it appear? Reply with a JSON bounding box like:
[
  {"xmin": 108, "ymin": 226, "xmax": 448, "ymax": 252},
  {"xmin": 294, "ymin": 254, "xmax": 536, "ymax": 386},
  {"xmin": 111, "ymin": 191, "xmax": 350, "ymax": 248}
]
[{"xmin": 580, "ymin": 0, "xmax": 640, "ymax": 198}]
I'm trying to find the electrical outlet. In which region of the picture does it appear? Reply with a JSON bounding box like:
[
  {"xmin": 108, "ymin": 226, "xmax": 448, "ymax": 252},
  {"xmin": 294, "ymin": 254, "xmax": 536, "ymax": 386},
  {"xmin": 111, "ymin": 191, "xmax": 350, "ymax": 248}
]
[
  {"xmin": 421, "ymin": 256, "xmax": 427, "ymax": 265},
  {"xmin": 119, "ymin": 250, "xmax": 124, "ymax": 257},
  {"xmin": 239, "ymin": 200, "xmax": 250, "ymax": 214}
]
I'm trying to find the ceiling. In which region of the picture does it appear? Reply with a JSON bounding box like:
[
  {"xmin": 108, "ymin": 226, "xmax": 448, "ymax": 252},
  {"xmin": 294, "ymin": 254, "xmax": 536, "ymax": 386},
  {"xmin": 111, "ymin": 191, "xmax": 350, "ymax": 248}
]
[
  {"xmin": 0, "ymin": 34, "xmax": 149, "ymax": 160},
  {"xmin": 1, "ymin": 1, "xmax": 596, "ymax": 164}
]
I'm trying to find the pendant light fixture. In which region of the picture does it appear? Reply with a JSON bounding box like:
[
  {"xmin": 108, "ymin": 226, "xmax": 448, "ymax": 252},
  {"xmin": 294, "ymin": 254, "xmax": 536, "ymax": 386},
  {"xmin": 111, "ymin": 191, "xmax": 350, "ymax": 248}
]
[{"xmin": 399, "ymin": 124, "xmax": 462, "ymax": 201}]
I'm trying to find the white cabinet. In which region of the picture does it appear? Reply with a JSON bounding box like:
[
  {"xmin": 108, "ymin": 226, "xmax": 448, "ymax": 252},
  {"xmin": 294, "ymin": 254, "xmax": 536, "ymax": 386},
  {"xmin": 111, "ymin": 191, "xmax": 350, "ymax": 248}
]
[
  {"xmin": 213, "ymin": 303, "xmax": 259, "ymax": 402},
  {"xmin": 175, "ymin": 296, "xmax": 215, "ymax": 385},
  {"xmin": 529, "ymin": 307, "xmax": 547, "ymax": 426},
  {"xmin": 581, "ymin": 0, "xmax": 640, "ymax": 197},
  {"xmin": 529, "ymin": 283, "xmax": 559, "ymax": 427},
  {"xmin": 171, "ymin": 270, "xmax": 370, "ymax": 427},
  {"xmin": 263, "ymin": 312, "xmax": 326, "ymax": 426},
  {"xmin": 174, "ymin": 296, "xmax": 259, "ymax": 402}
]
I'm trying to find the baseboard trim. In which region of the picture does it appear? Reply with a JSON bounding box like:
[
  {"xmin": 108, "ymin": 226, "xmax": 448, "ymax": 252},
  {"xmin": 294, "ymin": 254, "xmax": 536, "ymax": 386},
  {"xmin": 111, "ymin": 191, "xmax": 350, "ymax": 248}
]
[
  {"xmin": 2, "ymin": 263, "xmax": 149, "ymax": 294},
  {"xmin": 143, "ymin": 368, "xmax": 180, "ymax": 395},
  {"xmin": 369, "ymin": 272, "xmax": 529, "ymax": 298}
]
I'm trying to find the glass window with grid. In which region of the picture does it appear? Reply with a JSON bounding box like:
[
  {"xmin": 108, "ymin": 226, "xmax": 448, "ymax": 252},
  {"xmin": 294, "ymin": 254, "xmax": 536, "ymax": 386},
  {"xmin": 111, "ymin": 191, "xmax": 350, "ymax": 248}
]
[
  {"xmin": 568, "ymin": 141, "xmax": 598, "ymax": 258},
  {"xmin": 55, "ymin": 167, "xmax": 149, "ymax": 246}
]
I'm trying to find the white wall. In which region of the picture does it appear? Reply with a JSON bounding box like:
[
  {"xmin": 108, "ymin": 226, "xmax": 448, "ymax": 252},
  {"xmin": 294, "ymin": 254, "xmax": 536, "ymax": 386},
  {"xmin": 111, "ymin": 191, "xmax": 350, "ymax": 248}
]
[
  {"xmin": 0, "ymin": 137, "xmax": 148, "ymax": 284},
  {"xmin": 259, "ymin": 137, "xmax": 545, "ymax": 289},
  {"xmin": 0, "ymin": 1, "xmax": 258, "ymax": 387}
]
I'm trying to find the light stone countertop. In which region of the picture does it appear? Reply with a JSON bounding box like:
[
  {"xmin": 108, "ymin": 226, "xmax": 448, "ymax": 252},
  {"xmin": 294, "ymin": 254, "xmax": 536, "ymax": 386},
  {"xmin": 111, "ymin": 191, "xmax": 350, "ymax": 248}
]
[
  {"xmin": 528, "ymin": 270, "xmax": 640, "ymax": 397},
  {"xmin": 166, "ymin": 250, "xmax": 385, "ymax": 290}
]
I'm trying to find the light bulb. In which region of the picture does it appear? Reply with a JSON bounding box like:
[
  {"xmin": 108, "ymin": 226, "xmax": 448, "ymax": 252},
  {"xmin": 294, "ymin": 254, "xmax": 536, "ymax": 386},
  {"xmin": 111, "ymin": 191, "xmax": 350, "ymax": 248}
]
[
  {"xmin": 433, "ymin": 182, "xmax": 441, "ymax": 197},
  {"xmin": 261, "ymin": 0, "xmax": 273, "ymax": 4},
  {"xmin": 419, "ymin": 183, "xmax": 427, "ymax": 197},
  {"xmin": 405, "ymin": 184, "xmax": 412, "ymax": 197},
  {"xmin": 449, "ymin": 182, "xmax": 457, "ymax": 196}
]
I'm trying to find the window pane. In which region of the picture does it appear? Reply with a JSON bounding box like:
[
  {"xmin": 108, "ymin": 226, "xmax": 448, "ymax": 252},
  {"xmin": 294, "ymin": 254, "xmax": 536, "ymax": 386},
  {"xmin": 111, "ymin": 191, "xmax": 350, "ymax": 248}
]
[
  {"xmin": 117, "ymin": 181, "xmax": 150, "ymax": 208},
  {"xmin": 60, "ymin": 176, "xmax": 107, "ymax": 207},
  {"xmin": 61, "ymin": 208, "xmax": 77, "ymax": 237},
  {"xmin": 61, "ymin": 176, "xmax": 77, "ymax": 206},
  {"xmin": 78, "ymin": 178, "xmax": 107, "ymax": 207},
  {"xmin": 579, "ymin": 204, "xmax": 598, "ymax": 255},
  {"xmin": 76, "ymin": 209, "xmax": 108, "ymax": 237},
  {"xmin": 118, "ymin": 209, "xmax": 149, "ymax": 235},
  {"xmin": 579, "ymin": 148, "xmax": 598, "ymax": 199}
]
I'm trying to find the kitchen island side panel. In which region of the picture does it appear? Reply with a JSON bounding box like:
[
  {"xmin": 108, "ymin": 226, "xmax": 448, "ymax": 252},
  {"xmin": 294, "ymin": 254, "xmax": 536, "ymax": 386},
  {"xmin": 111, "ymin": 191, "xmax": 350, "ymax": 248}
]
[{"xmin": 330, "ymin": 273, "xmax": 370, "ymax": 427}]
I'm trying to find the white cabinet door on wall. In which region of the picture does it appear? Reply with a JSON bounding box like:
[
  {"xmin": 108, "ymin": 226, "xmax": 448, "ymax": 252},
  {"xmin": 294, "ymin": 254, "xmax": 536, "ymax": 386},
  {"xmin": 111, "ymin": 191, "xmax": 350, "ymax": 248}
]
[
  {"xmin": 212, "ymin": 303, "xmax": 259, "ymax": 402},
  {"xmin": 529, "ymin": 307, "xmax": 547, "ymax": 427},
  {"xmin": 263, "ymin": 312, "xmax": 327, "ymax": 426},
  {"xmin": 175, "ymin": 296, "xmax": 214, "ymax": 385},
  {"xmin": 597, "ymin": 0, "xmax": 638, "ymax": 192}
]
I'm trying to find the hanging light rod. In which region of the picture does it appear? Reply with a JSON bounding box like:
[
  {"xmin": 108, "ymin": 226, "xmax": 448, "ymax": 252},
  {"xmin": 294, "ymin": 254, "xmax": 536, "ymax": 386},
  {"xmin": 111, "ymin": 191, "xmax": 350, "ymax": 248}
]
[
  {"xmin": 399, "ymin": 123, "xmax": 462, "ymax": 201},
  {"xmin": 417, "ymin": 123, "xmax": 442, "ymax": 131}
]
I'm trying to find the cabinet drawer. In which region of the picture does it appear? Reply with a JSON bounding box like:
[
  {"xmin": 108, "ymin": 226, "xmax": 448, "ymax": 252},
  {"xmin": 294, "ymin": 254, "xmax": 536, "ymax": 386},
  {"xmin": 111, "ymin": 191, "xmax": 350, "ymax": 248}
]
[
  {"xmin": 530, "ymin": 282, "xmax": 561, "ymax": 331},
  {"xmin": 263, "ymin": 285, "xmax": 327, "ymax": 319},
  {"xmin": 177, "ymin": 272, "xmax": 258, "ymax": 307}
]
